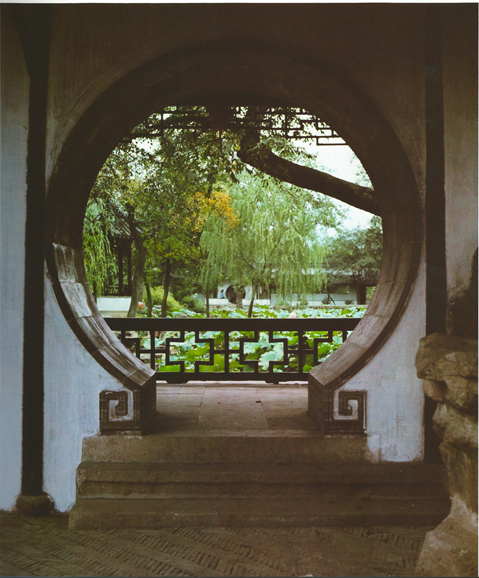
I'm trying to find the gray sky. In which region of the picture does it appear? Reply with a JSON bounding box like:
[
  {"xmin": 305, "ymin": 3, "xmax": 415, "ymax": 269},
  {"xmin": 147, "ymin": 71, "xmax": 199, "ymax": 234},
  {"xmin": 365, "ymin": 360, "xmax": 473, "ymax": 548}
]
[{"xmin": 302, "ymin": 142, "xmax": 374, "ymax": 231}]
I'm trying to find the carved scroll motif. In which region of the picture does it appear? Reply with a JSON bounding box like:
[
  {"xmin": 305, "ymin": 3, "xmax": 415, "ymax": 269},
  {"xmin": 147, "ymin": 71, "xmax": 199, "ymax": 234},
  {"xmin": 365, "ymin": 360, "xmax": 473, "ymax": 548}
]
[
  {"xmin": 319, "ymin": 389, "xmax": 366, "ymax": 434},
  {"xmin": 99, "ymin": 390, "xmax": 141, "ymax": 434}
]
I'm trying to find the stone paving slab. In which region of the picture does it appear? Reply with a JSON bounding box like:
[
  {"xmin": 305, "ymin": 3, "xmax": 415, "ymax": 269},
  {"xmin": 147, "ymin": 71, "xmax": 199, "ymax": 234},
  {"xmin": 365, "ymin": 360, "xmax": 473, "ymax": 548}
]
[
  {"xmin": 0, "ymin": 511, "xmax": 433, "ymax": 577},
  {"xmin": 155, "ymin": 384, "xmax": 317, "ymax": 433}
]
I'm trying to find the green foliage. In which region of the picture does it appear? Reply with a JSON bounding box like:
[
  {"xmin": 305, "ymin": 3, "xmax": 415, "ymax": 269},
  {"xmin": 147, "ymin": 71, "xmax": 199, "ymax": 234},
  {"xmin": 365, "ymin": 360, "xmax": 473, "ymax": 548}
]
[
  {"xmin": 142, "ymin": 286, "xmax": 182, "ymax": 312},
  {"xmin": 325, "ymin": 215, "xmax": 382, "ymax": 282},
  {"xmin": 82, "ymin": 199, "xmax": 118, "ymax": 296},
  {"xmin": 167, "ymin": 303, "xmax": 366, "ymax": 320},
  {"xmin": 180, "ymin": 295, "xmax": 206, "ymax": 313},
  {"xmin": 86, "ymin": 107, "xmax": 374, "ymax": 311},
  {"xmin": 200, "ymin": 170, "xmax": 341, "ymax": 308},
  {"xmin": 366, "ymin": 286, "xmax": 376, "ymax": 300},
  {"xmin": 87, "ymin": 119, "xmax": 242, "ymax": 307}
]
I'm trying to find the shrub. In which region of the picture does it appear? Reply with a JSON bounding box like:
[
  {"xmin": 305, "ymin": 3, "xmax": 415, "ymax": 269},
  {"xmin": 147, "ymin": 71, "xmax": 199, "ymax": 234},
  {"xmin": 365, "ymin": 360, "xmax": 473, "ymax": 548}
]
[
  {"xmin": 366, "ymin": 286, "xmax": 376, "ymax": 300},
  {"xmin": 180, "ymin": 295, "xmax": 206, "ymax": 313},
  {"xmin": 143, "ymin": 286, "xmax": 182, "ymax": 312}
]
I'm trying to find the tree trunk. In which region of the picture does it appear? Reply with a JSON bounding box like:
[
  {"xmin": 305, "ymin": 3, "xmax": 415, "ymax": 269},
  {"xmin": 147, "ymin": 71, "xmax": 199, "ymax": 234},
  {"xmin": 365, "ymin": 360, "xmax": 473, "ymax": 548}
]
[
  {"xmin": 160, "ymin": 258, "xmax": 172, "ymax": 317},
  {"xmin": 248, "ymin": 284, "xmax": 256, "ymax": 318},
  {"xmin": 205, "ymin": 287, "xmax": 210, "ymax": 318},
  {"xmin": 127, "ymin": 247, "xmax": 146, "ymax": 317},
  {"xmin": 145, "ymin": 281, "xmax": 152, "ymax": 317},
  {"xmin": 126, "ymin": 205, "xmax": 147, "ymax": 317},
  {"xmin": 236, "ymin": 287, "xmax": 244, "ymax": 310},
  {"xmin": 127, "ymin": 247, "xmax": 147, "ymax": 317}
]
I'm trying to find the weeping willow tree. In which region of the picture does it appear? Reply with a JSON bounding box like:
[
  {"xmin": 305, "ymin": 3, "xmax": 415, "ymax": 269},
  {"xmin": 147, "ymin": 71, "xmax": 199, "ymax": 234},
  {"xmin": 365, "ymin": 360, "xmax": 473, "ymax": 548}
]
[
  {"xmin": 82, "ymin": 199, "xmax": 118, "ymax": 300},
  {"xmin": 200, "ymin": 171, "xmax": 342, "ymax": 316}
]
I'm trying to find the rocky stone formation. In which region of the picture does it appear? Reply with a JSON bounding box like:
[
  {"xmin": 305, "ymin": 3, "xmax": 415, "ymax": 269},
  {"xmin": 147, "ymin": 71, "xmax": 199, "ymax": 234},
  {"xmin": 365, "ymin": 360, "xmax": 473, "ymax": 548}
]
[{"xmin": 415, "ymin": 333, "xmax": 478, "ymax": 577}]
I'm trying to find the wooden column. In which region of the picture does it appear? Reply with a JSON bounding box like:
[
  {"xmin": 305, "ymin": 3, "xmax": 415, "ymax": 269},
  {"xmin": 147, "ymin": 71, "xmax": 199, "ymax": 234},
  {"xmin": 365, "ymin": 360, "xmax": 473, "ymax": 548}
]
[
  {"xmin": 10, "ymin": 4, "xmax": 53, "ymax": 515},
  {"xmin": 424, "ymin": 4, "xmax": 446, "ymax": 463}
]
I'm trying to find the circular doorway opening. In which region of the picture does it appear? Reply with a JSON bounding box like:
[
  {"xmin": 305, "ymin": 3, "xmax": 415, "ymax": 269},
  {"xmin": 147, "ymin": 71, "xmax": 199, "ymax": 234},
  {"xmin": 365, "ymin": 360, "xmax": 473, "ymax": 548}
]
[{"xmin": 46, "ymin": 45, "xmax": 421, "ymax": 427}]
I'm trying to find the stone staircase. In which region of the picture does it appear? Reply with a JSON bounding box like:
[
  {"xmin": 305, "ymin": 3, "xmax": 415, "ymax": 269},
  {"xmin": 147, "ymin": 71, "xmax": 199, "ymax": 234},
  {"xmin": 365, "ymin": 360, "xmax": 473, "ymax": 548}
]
[{"xmin": 69, "ymin": 430, "xmax": 450, "ymax": 530}]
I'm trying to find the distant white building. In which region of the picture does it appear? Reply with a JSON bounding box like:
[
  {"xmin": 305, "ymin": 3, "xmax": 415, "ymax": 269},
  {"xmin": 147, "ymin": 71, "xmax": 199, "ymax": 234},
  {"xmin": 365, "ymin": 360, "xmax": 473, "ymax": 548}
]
[
  {"xmin": 96, "ymin": 296, "xmax": 132, "ymax": 317},
  {"xmin": 200, "ymin": 269, "xmax": 379, "ymax": 310}
]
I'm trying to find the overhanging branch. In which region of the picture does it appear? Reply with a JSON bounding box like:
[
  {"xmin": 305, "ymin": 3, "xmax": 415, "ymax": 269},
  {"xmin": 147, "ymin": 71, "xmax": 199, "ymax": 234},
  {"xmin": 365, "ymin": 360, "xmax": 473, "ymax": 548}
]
[
  {"xmin": 238, "ymin": 131, "xmax": 380, "ymax": 216},
  {"xmin": 124, "ymin": 107, "xmax": 380, "ymax": 216}
]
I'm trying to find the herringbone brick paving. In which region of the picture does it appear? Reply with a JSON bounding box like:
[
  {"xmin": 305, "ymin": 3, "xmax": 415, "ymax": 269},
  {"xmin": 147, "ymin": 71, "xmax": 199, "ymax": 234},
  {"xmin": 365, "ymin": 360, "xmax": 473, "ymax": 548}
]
[{"xmin": 0, "ymin": 511, "xmax": 432, "ymax": 577}]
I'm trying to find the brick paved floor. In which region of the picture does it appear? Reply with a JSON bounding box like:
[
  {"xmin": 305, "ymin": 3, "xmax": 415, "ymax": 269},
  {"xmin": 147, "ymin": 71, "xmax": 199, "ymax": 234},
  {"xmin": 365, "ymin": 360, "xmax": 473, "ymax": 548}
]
[{"xmin": 1, "ymin": 511, "xmax": 432, "ymax": 577}]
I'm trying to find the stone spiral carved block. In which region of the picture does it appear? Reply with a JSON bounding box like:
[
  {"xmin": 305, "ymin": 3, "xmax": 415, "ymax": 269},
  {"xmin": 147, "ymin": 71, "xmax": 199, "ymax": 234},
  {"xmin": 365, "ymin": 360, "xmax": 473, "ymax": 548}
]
[
  {"xmin": 338, "ymin": 391, "xmax": 364, "ymax": 418},
  {"xmin": 99, "ymin": 390, "xmax": 141, "ymax": 433},
  {"xmin": 99, "ymin": 377, "xmax": 157, "ymax": 435},
  {"xmin": 311, "ymin": 388, "xmax": 366, "ymax": 434}
]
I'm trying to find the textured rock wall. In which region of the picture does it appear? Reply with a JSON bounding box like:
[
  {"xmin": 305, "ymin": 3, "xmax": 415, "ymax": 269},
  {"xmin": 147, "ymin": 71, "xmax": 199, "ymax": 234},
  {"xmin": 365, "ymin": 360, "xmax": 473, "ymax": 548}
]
[{"xmin": 415, "ymin": 333, "xmax": 478, "ymax": 577}]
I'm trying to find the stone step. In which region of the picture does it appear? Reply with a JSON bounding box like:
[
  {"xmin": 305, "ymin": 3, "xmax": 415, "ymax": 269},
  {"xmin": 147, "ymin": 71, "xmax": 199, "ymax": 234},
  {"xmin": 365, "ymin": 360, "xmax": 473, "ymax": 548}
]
[
  {"xmin": 76, "ymin": 434, "xmax": 449, "ymax": 531},
  {"xmin": 77, "ymin": 480, "xmax": 448, "ymax": 501},
  {"xmin": 69, "ymin": 495, "xmax": 451, "ymax": 530},
  {"xmin": 81, "ymin": 432, "xmax": 378, "ymax": 464},
  {"xmin": 77, "ymin": 461, "xmax": 447, "ymax": 484},
  {"xmin": 77, "ymin": 461, "xmax": 448, "ymax": 499}
]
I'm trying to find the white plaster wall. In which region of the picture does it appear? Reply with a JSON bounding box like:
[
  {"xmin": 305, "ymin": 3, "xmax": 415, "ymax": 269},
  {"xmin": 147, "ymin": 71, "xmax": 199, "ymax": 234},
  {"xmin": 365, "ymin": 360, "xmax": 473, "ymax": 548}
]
[
  {"xmin": 443, "ymin": 11, "xmax": 478, "ymax": 298},
  {"xmin": 43, "ymin": 274, "xmax": 123, "ymax": 511},
  {"xmin": 0, "ymin": 11, "xmax": 29, "ymax": 510},
  {"xmin": 271, "ymin": 292, "xmax": 359, "ymax": 306},
  {"xmin": 341, "ymin": 262, "xmax": 426, "ymax": 462}
]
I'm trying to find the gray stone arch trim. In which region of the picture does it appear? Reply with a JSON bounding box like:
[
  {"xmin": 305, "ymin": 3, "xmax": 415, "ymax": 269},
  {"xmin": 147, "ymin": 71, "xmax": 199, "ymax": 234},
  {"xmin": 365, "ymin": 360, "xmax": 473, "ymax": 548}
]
[{"xmin": 45, "ymin": 44, "xmax": 422, "ymax": 432}]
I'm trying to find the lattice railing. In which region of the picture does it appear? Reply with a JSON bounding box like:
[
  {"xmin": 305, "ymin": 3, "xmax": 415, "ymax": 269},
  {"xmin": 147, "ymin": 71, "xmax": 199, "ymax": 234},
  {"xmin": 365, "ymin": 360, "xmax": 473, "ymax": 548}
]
[{"xmin": 106, "ymin": 317, "xmax": 360, "ymax": 383}]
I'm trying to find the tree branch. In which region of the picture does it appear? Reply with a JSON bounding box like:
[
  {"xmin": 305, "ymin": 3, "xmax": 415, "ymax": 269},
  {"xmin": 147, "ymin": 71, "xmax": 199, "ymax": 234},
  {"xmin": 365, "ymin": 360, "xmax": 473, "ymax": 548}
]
[
  {"xmin": 125, "ymin": 108, "xmax": 380, "ymax": 215},
  {"xmin": 238, "ymin": 123, "xmax": 380, "ymax": 216}
]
